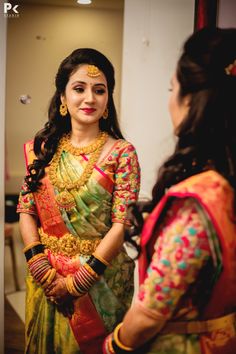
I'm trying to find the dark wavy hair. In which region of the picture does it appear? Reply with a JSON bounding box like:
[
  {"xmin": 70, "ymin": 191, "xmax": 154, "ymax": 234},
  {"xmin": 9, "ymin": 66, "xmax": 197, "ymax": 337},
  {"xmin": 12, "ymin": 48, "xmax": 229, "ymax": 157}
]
[
  {"xmin": 25, "ymin": 48, "xmax": 124, "ymax": 192},
  {"xmin": 125, "ymin": 27, "xmax": 236, "ymax": 248}
]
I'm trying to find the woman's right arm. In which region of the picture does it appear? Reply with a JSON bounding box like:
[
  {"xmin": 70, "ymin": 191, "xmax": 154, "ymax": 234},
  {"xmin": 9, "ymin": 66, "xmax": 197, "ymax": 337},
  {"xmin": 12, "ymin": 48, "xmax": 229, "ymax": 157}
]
[
  {"xmin": 17, "ymin": 180, "xmax": 40, "ymax": 246},
  {"xmin": 19, "ymin": 213, "xmax": 40, "ymax": 246},
  {"xmin": 17, "ymin": 183, "xmax": 58, "ymax": 291}
]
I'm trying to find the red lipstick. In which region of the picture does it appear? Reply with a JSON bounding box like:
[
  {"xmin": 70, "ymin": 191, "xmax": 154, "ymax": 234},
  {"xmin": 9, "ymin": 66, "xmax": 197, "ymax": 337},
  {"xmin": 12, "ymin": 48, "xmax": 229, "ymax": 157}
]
[{"xmin": 81, "ymin": 108, "xmax": 96, "ymax": 114}]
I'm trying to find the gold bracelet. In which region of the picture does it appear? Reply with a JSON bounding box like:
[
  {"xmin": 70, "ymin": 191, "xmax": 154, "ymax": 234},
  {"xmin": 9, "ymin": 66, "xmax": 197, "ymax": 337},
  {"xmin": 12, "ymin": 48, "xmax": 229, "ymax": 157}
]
[
  {"xmin": 65, "ymin": 275, "xmax": 73, "ymax": 294},
  {"xmin": 113, "ymin": 322, "xmax": 134, "ymax": 351},
  {"xmin": 23, "ymin": 241, "xmax": 42, "ymax": 253},
  {"xmin": 27, "ymin": 253, "xmax": 45, "ymax": 266},
  {"xmin": 65, "ymin": 275, "xmax": 81, "ymax": 297},
  {"xmin": 42, "ymin": 268, "xmax": 57, "ymax": 288},
  {"xmin": 92, "ymin": 252, "xmax": 110, "ymax": 267},
  {"xmin": 48, "ymin": 268, "xmax": 56, "ymax": 283},
  {"xmin": 84, "ymin": 263, "xmax": 99, "ymax": 279},
  {"xmin": 40, "ymin": 269, "xmax": 51, "ymax": 285}
]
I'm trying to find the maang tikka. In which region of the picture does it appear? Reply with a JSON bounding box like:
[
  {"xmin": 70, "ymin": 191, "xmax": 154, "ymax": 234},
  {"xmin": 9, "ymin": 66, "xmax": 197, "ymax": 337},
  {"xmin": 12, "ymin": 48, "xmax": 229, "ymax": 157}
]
[{"xmin": 87, "ymin": 65, "xmax": 101, "ymax": 78}]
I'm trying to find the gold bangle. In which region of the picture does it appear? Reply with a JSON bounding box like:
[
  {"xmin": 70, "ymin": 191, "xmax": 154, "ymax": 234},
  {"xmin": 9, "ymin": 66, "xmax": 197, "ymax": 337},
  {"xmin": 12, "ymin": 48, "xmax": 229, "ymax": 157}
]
[
  {"xmin": 47, "ymin": 268, "xmax": 56, "ymax": 283},
  {"xmin": 42, "ymin": 268, "xmax": 56, "ymax": 288},
  {"xmin": 23, "ymin": 241, "xmax": 42, "ymax": 253},
  {"xmin": 40, "ymin": 269, "xmax": 51, "ymax": 284},
  {"xmin": 113, "ymin": 322, "xmax": 134, "ymax": 351},
  {"xmin": 92, "ymin": 252, "xmax": 110, "ymax": 267},
  {"xmin": 84, "ymin": 263, "xmax": 99, "ymax": 279},
  {"xmin": 65, "ymin": 275, "xmax": 81, "ymax": 297},
  {"xmin": 27, "ymin": 253, "xmax": 45, "ymax": 266},
  {"xmin": 65, "ymin": 275, "xmax": 73, "ymax": 294}
]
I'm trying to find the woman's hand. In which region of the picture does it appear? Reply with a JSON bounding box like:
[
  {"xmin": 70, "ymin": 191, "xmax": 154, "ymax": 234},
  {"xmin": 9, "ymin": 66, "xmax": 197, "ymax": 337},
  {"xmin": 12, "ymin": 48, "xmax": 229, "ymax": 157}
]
[
  {"xmin": 56, "ymin": 297, "xmax": 75, "ymax": 319},
  {"xmin": 45, "ymin": 273, "xmax": 69, "ymax": 303},
  {"xmin": 44, "ymin": 273, "xmax": 75, "ymax": 318}
]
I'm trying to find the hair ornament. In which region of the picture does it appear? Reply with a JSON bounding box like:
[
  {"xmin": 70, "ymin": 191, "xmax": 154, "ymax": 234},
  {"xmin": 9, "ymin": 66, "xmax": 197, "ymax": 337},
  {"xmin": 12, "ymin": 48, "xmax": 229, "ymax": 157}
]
[
  {"xmin": 225, "ymin": 59, "xmax": 236, "ymax": 76},
  {"xmin": 87, "ymin": 65, "xmax": 101, "ymax": 77}
]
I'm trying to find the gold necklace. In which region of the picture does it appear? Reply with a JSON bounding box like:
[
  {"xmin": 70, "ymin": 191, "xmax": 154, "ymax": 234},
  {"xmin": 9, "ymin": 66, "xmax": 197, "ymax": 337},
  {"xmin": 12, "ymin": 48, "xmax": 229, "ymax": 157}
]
[{"xmin": 49, "ymin": 131, "xmax": 108, "ymax": 210}]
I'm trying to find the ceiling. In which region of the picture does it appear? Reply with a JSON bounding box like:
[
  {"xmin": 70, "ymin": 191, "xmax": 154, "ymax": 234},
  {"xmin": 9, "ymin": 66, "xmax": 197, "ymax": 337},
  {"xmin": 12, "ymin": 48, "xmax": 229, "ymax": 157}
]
[{"xmin": 17, "ymin": 0, "xmax": 124, "ymax": 10}]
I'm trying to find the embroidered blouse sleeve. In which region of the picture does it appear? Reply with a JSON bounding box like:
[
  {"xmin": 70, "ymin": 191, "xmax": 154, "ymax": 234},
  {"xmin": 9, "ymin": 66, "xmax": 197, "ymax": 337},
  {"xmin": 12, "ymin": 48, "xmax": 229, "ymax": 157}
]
[
  {"xmin": 16, "ymin": 180, "xmax": 37, "ymax": 215},
  {"xmin": 137, "ymin": 198, "xmax": 212, "ymax": 320},
  {"xmin": 111, "ymin": 141, "xmax": 140, "ymax": 224}
]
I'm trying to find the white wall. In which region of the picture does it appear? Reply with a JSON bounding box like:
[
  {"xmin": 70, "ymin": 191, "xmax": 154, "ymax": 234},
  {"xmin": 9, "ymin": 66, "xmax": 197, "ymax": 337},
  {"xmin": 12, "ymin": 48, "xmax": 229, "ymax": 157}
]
[
  {"xmin": 5, "ymin": 4, "xmax": 123, "ymax": 193},
  {"xmin": 218, "ymin": 0, "xmax": 236, "ymax": 27},
  {"xmin": 121, "ymin": 0, "xmax": 194, "ymax": 198}
]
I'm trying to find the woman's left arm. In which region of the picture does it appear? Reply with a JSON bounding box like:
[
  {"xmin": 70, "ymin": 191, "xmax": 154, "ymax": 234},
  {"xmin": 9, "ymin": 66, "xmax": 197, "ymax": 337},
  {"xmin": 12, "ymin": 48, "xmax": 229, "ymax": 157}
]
[
  {"xmin": 94, "ymin": 222, "xmax": 125, "ymax": 262},
  {"xmin": 95, "ymin": 141, "xmax": 141, "ymax": 261}
]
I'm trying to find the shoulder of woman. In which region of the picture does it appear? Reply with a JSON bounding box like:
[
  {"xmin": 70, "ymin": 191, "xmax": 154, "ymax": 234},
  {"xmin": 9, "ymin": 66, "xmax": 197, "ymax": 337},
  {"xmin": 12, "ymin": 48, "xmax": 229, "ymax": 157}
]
[
  {"xmin": 109, "ymin": 137, "xmax": 137, "ymax": 153},
  {"xmin": 24, "ymin": 139, "xmax": 34, "ymax": 156},
  {"xmin": 24, "ymin": 138, "xmax": 47, "ymax": 157},
  {"xmin": 25, "ymin": 139, "xmax": 34, "ymax": 148}
]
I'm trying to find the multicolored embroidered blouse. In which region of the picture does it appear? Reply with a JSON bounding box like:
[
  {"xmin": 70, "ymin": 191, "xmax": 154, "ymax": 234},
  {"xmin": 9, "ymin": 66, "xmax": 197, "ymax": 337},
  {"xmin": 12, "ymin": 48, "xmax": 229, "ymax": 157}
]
[{"xmin": 137, "ymin": 198, "xmax": 220, "ymax": 321}]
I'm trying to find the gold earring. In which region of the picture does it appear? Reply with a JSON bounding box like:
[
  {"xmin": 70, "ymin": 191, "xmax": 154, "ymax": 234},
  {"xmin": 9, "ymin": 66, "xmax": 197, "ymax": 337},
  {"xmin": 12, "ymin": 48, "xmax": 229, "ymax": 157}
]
[
  {"xmin": 60, "ymin": 103, "xmax": 67, "ymax": 116},
  {"xmin": 103, "ymin": 107, "xmax": 108, "ymax": 119}
]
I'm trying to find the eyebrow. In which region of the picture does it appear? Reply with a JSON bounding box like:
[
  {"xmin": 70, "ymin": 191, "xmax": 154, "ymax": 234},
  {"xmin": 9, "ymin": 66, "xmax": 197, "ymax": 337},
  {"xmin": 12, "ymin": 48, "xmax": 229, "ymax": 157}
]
[{"xmin": 71, "ymin": 80, "xmax": 107, "ymax": 88}]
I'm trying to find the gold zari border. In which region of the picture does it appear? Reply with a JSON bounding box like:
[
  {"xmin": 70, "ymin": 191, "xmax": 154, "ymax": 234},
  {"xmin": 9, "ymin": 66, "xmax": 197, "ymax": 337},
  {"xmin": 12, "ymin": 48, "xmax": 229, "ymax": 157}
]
[{"xmin": 38, "ymin": 228, "xmax": 101, "ymax": 257}]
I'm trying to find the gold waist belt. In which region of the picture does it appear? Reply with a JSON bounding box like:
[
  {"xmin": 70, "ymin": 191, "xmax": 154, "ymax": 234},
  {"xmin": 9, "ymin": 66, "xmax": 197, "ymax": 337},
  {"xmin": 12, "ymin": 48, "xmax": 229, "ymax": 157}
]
[
  {"xmin": 160, "ymin": 312, "xmax": 236, "ymax": 334},
  {"xmin": 38, "ymin": 228, "xmax": 101, "ymax": 257}
]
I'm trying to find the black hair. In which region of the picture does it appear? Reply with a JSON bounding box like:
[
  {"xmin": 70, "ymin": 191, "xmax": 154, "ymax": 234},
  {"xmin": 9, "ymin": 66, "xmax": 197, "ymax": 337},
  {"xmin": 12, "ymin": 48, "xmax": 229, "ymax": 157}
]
[
  {"xmin": 25, "ymin": 48, "xmax": 124, "ymax": 192},
  {"xmin": 125, "ymin": 27, "xmax": 236, "ymax": 249}
]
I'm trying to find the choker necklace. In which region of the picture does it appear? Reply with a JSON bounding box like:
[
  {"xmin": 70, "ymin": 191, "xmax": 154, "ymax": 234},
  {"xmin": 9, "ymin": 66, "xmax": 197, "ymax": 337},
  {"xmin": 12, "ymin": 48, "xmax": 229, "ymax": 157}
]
[{"xmin": 49, "ymin": 131, "xmax": 108, "ymax": 210}]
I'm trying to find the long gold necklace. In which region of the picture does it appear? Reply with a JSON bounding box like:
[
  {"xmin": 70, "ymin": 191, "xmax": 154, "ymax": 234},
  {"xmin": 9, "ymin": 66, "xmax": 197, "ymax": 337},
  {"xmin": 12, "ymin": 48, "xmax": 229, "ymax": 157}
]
[{"xmin": 49, "ymin": 131, "xmax": 108, "ymax": 210}]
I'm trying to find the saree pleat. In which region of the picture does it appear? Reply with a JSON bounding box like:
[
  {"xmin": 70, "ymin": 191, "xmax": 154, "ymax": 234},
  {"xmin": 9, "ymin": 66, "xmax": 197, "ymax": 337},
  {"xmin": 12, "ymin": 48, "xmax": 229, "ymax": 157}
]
[
  {"xmin": 25, "ymin": 276, "xmax": 79, "ymax": 354},
  {"xmin": 25, "ymin": 251, "xmax": 135, "ymax": 354}
]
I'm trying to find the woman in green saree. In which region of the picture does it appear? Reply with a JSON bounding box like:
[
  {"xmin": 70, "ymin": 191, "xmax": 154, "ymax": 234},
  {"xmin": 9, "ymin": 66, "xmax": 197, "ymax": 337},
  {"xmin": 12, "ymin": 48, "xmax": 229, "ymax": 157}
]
[{"xmin": 17, "ymin": 48, "xmax": 140, "ymax": 354}]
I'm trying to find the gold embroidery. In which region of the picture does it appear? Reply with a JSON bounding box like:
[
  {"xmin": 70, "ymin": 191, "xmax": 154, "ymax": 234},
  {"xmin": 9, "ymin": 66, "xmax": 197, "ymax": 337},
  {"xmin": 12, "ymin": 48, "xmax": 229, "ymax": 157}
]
[{"xmin": 38, "ymin": 228, "xmax": 101, "ymax": 257}]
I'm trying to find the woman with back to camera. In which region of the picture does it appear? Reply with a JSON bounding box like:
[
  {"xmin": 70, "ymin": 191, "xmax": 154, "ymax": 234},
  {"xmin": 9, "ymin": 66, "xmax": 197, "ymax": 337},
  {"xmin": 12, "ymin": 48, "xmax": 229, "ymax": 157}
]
[
  {"xmin": 17, "ymin": 48, "xmax": 140, "ymax": 354},
  {"xmin": 103, "ymin": 27, "xmax": 236, "ymax": 354}
]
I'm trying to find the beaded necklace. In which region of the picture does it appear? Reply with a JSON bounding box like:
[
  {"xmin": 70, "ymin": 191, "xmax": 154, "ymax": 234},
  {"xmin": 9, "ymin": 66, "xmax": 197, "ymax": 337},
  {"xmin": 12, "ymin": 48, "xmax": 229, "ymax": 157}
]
[{"xmin": 49, "ymin": 131, "xmax": 108, "ymax": 210}]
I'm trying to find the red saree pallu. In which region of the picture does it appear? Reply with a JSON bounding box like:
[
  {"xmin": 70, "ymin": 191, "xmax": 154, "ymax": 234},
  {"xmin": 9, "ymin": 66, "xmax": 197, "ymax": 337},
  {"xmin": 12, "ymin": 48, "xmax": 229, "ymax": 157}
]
[{"xmin": 70, "ymin": 294, "xmax": 106, "ymax": 353}]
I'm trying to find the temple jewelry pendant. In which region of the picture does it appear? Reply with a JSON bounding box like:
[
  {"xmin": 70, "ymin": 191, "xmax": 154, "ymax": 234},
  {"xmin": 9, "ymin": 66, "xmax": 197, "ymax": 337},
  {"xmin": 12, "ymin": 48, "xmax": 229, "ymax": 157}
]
[{"xmin": 55, "ymin": 190, "xmax": 76, "ymax": 211}]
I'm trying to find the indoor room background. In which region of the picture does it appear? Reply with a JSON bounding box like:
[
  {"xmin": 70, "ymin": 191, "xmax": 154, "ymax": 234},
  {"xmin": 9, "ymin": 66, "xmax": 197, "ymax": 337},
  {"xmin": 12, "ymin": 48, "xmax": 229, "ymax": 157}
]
[{"xmin": 1, "ymin": 0, "xmax": 236, "ymax": 352}]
